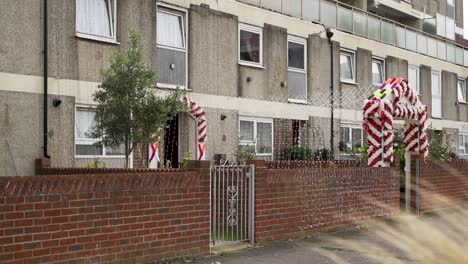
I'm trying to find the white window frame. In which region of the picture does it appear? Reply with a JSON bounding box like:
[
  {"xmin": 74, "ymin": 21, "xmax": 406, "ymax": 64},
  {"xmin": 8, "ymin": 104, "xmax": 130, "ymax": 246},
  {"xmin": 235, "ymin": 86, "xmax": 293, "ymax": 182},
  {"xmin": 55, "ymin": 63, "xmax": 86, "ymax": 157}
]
[
  {"xmin": 431, "ymin": 71, "xmax": 442, "ymax": 118},
  {"xmin": 156, "ymin": 3, "xmax": 188, "ymax": 90},
  {"xmin": 239, "ymin": 117, "xmax": 273, "ymax": 157},
  {"xmin": 340, "ymin": 49, "xmax": 356, "ymax": 84},
  {"xmin": 457, "ymin": 78, "xmax": 467, "ymax": 103},
  {"xmin": 408, "ymin": 65, "xmax": 420, "ymax": 95},
  {"xmin": 75, "ymin": 0, "xmax": 118, "ymax": 44},
  {"xmin": 372, "ymin": 57, "xmax": 385, "ymax": 86},
  {"xmin": 74, "ymin": 107, "xmax": 127, "ymax": 159},
  {"xmin": 238, "ymin": 24, "xmax": 264, "ymax": 68},
  {"xmin": 459, "ymin": 133, "xmax": 468, "ymax": 156},
  {"xmin": 339, "ymin": 125, "xmax": 364, "ymax": 156},
  {"xmin": 287, "ymin": 35, "xmax": 308, "ymax": 104}
]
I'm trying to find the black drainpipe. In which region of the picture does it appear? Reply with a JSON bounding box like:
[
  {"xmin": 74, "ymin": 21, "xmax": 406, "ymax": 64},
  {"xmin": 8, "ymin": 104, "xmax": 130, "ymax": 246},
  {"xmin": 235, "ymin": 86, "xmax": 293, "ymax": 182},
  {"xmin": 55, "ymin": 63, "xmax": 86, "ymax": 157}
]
[
  {"xmin": 326, "ymin": 28, "xmax": 334, "ymax": 160},
  {"xmin": 43, "ymin": 0, "xmax": 50, "ymax": 158}
]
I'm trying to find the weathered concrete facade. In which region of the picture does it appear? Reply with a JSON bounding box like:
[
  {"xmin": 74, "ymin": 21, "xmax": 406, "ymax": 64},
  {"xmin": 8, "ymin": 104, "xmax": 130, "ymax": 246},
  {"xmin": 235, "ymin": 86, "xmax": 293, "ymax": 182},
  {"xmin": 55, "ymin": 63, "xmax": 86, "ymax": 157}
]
[{"xmin": 1, "ymin": 0, "xmax": 468, "ymax": 175}]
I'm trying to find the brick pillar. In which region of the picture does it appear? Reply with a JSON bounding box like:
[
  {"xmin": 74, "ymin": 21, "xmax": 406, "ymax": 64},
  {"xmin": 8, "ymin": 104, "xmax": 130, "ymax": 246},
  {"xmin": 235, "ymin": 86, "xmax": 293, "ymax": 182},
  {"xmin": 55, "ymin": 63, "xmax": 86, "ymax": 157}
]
[
  {"xmin": 35, "ymin": 158, "xmax": 51, "ymax": 175},
  {"xmin": 186, "ymin": 160, "xmax": 211, "ymax": 253}
]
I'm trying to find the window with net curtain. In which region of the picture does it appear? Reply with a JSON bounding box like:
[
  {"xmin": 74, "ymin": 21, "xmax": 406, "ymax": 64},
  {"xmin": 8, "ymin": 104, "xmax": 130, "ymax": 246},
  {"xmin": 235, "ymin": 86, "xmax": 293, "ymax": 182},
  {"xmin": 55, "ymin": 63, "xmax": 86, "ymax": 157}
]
[
  {"xmin": 76, "ymin": 0, "xmax": 115, "ymax": 38},
  {"xmin": 408, "ymin": 65, "xmax": 420, "ymax": 95},
  {"xmin": 157, "ymin": 11, "xmax": 185, "ymax": 49},
  {"xmin": 372, "ymin": 59, "xmax": 384, "ymax": 85},
  {"xmin": 458, "ymin": 79, "xmax": 466, "ymax": 103},
  {"xmin": 340, "ymin": 51, "xmax": 354, "ymax": 82},
  {"xmin": 239, "ymin": 119, "xmax": 272, "ymax": 156},
  {"xmin": 75, "ymin": 109, "xmax": 125, "ymax": 156}
]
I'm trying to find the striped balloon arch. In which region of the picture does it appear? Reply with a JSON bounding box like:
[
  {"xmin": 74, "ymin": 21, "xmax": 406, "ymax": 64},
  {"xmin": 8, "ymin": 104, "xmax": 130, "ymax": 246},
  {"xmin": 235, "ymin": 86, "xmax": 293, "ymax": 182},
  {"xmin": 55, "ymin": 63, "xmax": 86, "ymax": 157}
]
[{"xmin": 363, "ymin": 77, "xmax": 429, "ymax": 167}]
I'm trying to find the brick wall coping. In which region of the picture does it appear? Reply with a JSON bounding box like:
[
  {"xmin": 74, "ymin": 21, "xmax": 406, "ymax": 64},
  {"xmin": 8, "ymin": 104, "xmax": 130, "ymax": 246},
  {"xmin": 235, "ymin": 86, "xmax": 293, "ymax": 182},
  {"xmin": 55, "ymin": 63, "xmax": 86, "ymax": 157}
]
[
  {"xmin": 0, "ymin": 171, "xmax": 198, "ymax": 196},
  {"xmin": 264, "ymin": 160, "xmax": 365, "ymax": 169},
  {"xmin": 37, "ymin": 167, "xmax": 183, "ymax": 175}
]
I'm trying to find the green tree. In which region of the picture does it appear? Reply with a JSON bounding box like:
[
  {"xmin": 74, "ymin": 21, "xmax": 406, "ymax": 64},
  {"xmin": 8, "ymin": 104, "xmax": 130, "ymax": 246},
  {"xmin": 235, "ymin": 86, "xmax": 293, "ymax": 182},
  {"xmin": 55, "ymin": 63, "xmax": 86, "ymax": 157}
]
[{"xmin": 93, "ymin": 31, "xmax": 185, "ymax": 168}]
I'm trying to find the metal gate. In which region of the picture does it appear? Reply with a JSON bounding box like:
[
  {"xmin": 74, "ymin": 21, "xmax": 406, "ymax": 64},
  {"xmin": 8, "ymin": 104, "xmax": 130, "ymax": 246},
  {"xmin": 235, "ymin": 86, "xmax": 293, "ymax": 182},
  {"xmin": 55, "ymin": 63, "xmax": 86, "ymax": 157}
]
[{"xmin": 210, "ymin": 162, "xmax": 255, "ymax": 247}]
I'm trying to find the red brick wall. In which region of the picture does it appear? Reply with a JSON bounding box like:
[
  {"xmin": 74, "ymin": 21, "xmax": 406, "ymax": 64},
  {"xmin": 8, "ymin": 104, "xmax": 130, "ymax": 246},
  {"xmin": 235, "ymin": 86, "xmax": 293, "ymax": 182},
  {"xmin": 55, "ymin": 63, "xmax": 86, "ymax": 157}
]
[
  {"xmin": 0, "ymin": 162, "xmax": 210, "ymax": 263},
  {"xmin": 412, "ymin": 158, "xmax": 468, "ymax": 214},
  {"xmin": 254, "ymin": 166, "xmax": 400, "ymax": 243}
]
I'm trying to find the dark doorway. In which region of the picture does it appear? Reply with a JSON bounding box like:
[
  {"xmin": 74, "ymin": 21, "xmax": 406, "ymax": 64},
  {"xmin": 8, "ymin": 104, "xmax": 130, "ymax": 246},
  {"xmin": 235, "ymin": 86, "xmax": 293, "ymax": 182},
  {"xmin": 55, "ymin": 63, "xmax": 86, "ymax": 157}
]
[{"xmin": 164, "ymin": 115, "xmax": 179, "ymax": 168}]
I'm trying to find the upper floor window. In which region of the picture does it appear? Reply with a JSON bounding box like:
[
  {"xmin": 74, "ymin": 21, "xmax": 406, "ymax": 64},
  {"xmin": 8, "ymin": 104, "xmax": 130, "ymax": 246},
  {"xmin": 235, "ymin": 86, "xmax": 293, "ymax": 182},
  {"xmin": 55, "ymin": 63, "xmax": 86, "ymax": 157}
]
[
  {"xmin": 239, "ymin": 24, "xmax": 263, "ymax": 67},
  {"xmin": 287, "ymin": 36, "xmax": 307, "ymax": 103},
  {"xmin": 340, "ymin": 50, "xmax": 355, "ymax": 83},
  {"xmin": 372, "ymin": 58, "xmax": 385, "ymax": 85},
  {"xmin": 76, "ymin": 0, "xmax": 117, "ymax": 42},
  {"xmin": 431, "ymin": 71, "xmax": 442, "ymax": 118},
  {"xmin": 458, "ymin": 79, "xmax": 466, "ymax": 103},
  {"xmin": 156, "ymin": 5, "xmax": 187, "ymax": 89},
  {"xmin": 447, "ymin": 0, "xmax": 455, "ymax": 19},
  {"xmin": 408, "ymin": 65, "xmax": 420, "ymax": 95}
]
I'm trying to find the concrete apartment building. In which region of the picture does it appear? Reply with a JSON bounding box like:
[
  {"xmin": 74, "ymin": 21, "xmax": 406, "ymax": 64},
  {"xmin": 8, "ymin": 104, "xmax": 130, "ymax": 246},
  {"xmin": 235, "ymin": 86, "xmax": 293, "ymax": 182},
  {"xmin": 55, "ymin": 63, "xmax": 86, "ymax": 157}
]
[{"xmin": 1, "ymin": 0, "xmax": 468, "ymax": 175}]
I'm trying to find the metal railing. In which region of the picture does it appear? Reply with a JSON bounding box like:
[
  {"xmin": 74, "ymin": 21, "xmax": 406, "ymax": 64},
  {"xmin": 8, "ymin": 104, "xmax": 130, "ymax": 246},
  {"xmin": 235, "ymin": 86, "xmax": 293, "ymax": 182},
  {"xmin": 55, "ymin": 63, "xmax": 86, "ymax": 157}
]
[{"xmin": 238, "ymin": 0, "xmax": 468, "ymax": 67}]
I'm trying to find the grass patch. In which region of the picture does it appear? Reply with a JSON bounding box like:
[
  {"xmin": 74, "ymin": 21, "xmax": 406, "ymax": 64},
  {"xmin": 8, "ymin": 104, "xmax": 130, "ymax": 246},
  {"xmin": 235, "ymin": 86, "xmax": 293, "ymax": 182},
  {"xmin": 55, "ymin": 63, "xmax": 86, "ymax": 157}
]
[{"xmin": 212, "ymin": 226, "xmax": 243, "ymax": 241}]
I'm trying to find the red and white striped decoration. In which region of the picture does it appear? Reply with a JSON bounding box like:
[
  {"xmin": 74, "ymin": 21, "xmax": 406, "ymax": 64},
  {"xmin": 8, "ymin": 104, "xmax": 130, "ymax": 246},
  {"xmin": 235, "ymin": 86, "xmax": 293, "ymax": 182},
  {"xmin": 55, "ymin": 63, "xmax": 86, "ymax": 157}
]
[
  {"xmin": 184, "ymin": 96, "xmax": 207, "ymax": 160},
  {"xmin": 363, "ymin": 78, "xmax": 429, "ymax": 167}
]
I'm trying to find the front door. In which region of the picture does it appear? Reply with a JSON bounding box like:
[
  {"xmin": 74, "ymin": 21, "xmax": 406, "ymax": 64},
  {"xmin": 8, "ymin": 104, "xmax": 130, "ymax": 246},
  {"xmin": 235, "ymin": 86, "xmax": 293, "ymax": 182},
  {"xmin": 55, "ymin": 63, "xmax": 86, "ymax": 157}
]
[{"xmin": 164, "ymin": 115, "xmax": 179, "ymax": 168}]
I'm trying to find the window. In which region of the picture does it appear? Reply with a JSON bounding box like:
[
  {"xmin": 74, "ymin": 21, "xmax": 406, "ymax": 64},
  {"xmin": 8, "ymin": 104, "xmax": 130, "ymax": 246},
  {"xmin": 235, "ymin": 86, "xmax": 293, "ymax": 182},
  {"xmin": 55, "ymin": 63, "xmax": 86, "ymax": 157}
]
[
  {"xmin": 458, "ymin": 79, "xmax": 466, "ymax": 103},
  {"xmin": 156, "ymin": 5, "xmax": 187, "ymax": 89},
  {"xmin": 372, "ymin": 58, "xmax": 385, "ymax": 85},
  {"xmin": 76, "ymin": 0, "xmax": 117, "ymax": 42},
  {"xmin": 340, "ymin": 50, "xmax": 355, "ymax": 83},
  {"xmin": 239, "ymin": 117, "xmax": 273, "ymax": 157},
  {"xmin": 459, "ymin": 134, "xmax": 468, "ymax": 155},
  {"xmin": 339, "ymin": 126, "xmax": 363, "ymax": 155},
  {"xmin": 239, "ymin": 24, "xmax": 263, "ymax": 67},
  {"xmin": 75, "ymin": 108, "xmax": 125, "ymax": 157},
  {"xmin": 447, "ymin": 0, "xmax": 455, "ymax": 19},
  {"xmin": 408, "ymin": 65, "xmax": 420, "ymax": 95},
  {"xmin": 288, "ymin": 36, "xmax": 307, "ymax": 102},
  {"xmin": 431, "ymin": 71, "xmax": 442, "ymax": 118},
  {"xmin": 292, "ymin": 120, "xmax": 307, "ymax": 147}
]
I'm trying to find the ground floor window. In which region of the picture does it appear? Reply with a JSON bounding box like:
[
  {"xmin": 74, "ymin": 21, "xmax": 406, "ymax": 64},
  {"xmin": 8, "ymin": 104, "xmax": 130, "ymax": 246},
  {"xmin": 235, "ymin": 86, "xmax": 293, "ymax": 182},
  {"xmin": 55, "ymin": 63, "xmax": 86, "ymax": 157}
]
[
  {"xmin": 239, "ymin": 117, "xmax": 273, "ymax": 157},
  {"xmin": 75, "ymin": 108, "xmax": 125, "ymax": 157},
  {"xmin": 459, "ymin": 134, "xmax": 468, "ymax": 156},
  {"xmin": 339, "ymin": 126, "xmax": 363, "ymax": 155}
]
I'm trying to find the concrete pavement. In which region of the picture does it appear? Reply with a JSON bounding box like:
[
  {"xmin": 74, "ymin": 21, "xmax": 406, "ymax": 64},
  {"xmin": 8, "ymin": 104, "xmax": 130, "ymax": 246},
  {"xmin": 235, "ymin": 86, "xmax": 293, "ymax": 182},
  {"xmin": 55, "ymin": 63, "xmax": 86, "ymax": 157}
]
[{"xmin": 190, "ymin": 212, "xmax": 467, "ymax": 264}]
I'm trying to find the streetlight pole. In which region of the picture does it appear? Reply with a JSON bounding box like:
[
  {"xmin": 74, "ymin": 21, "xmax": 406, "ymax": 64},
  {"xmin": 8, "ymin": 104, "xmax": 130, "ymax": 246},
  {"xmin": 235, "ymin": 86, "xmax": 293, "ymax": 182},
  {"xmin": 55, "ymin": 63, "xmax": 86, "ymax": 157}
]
[{"xmin": 326, "ymin": 28, "xmax": 334, "ymax": 160}]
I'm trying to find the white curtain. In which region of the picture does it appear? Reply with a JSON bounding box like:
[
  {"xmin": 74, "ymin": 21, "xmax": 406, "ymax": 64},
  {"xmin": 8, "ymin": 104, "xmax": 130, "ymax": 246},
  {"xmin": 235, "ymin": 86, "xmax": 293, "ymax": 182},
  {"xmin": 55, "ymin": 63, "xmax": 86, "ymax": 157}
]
[
  {"xmin": 340, "ymin": 54, "xmax": 353, "ymax": 81},
  {"xmin": 458, "ymin": 81, "xmax": 466, "ymax": 102},
  {"xmin": 157, "ymin": 11, "xmax": 184, "ymax": 48},
  {"xmin": 75, "ymin": 110, "xmax": 96, "ymax": 139},
  {"xmin": 256, "ymin": 122, "xmax": 272, "ymax": 154},
  {"xmin": 76, "ymin": 0, "xmax": 113, "ymax": 37}
]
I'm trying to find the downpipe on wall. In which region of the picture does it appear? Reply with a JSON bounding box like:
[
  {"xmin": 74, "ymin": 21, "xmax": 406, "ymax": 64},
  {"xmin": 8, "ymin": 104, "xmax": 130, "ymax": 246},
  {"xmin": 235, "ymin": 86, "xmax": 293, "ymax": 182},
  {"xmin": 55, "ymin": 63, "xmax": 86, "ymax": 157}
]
[
  {"xmin": 43, "ymin": 0, "xmax": 50, "ymax": 159},
  {"xmin": 326, "ymin": 28, "xmax": 334, "ymax": 160}
]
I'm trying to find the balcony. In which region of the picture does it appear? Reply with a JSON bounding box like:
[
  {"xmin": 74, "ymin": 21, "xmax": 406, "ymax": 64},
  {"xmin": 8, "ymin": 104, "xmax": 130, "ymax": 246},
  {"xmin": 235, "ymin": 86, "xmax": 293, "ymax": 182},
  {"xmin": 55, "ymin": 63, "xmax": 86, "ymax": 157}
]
[{"xmin": 237, "ymin": 0, "xmax": 468, "ymax": 67}]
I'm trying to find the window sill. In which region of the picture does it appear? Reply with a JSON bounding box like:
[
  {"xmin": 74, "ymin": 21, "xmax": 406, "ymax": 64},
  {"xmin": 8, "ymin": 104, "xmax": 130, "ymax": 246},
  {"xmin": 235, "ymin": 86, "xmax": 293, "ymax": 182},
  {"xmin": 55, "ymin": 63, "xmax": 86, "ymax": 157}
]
[
  {"xmin": 288, "ymin": 99, "xmax": 309, "ymax": 105},
  {"xmin": 156, "ymin": 83, "xmax": 191, "ymax": 91},
  {"xmin": 457, "ymin": 101, "xmax": 468, "ymax": 105},
  {"xmin": 238, "ymin": 61, "xmax": 265, "ymax": 69},
  {"xmin": 340, "ymin": 80, "xmax": 358, "ymax": 85},
  {"xmin": 75, "ymin": 156, "xmax": 126, "ymax": 159},
  {"xmin": 76, "ymin": 32, "xmax": 119, "ymax": 45}
]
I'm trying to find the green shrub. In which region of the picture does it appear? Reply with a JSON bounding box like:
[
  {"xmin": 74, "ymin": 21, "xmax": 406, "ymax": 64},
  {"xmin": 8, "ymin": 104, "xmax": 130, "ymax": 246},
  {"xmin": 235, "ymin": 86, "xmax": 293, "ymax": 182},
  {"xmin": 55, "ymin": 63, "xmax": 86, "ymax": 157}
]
[
  {"xmin": 236, "ymin": 145, "xmax": 255, "ymax": 161},
  {"xmin": 279, "ymin": 146, "xmax": 313, "ymax": 160}
]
